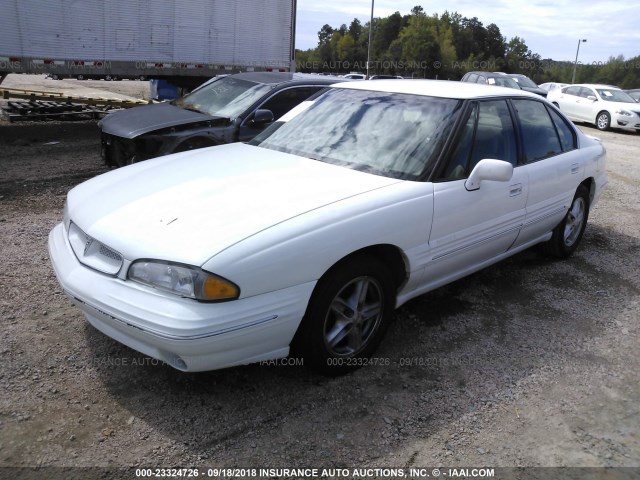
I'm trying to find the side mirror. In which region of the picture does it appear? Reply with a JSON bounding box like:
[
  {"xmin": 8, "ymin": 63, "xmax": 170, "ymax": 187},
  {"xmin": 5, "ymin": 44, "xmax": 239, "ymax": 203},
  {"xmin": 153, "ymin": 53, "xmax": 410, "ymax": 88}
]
[
  {"xmin": 587, "ymin": 95, "xmax": 597, "ymax": 101},
  {"xmin": 251, "ymin": 109, "xmax": 275, "ymax": 126},
  {"xmin": 465, "ymin": 159, "xmax": 514, "ymax": 191}
]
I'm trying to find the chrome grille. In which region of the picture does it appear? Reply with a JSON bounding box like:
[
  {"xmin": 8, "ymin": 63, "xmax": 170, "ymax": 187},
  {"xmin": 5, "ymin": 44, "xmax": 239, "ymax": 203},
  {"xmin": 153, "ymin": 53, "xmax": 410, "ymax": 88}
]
[{"xmin": 99, "ymin": 243, "xmax": 122, "ymax": 261}]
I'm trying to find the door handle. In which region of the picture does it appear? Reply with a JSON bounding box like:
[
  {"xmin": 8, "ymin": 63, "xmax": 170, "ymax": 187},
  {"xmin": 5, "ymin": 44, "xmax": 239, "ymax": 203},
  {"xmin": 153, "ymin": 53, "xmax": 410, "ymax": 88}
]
[
  {"xmin": 571, "ymin": 163, "xmax": 580, "ymax": 174},
  {"xmin": 509, "ymin": 183, "xmax": 523, "ymax": 196}
]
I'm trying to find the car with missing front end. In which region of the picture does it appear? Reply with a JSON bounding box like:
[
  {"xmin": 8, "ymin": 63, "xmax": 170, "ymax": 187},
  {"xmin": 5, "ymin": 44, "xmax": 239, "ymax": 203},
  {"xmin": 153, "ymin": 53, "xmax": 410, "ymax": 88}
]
[
  {"xmin": 99, "ymin": 72, "xmax": 345, "ymax": 167},
  {"xmin": 50, "ymin": 80, "xmax": 607, "ymax": 375}
]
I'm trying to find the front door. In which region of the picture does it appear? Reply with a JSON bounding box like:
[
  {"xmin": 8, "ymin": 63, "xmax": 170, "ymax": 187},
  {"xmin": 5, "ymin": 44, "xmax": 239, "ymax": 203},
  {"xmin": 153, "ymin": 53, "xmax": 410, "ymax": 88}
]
[{"xmin": 426, "ymin": 99, "xmax": 527, "ymax": 287}]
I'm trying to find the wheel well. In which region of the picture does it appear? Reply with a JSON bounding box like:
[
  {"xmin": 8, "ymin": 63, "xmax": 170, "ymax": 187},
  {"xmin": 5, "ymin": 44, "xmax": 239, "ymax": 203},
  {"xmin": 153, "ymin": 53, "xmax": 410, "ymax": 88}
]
[
  {"xmin": 579, "ymin": 177, "xmax": 595, "ymax": 205},
  {"xmin": 324, "ymin": 245, "xmax": 408, "ymax": 292},
  {"xmin": 173, "ymin": 136, "xmax": 218, "ymax": 153}
]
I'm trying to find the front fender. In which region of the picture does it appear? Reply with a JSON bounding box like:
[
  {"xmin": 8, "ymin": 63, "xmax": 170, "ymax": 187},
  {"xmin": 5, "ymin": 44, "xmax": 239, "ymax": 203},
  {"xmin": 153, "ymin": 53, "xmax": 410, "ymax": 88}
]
[{"xmin": 202, "ymin": 181, "xmax": 434, "ymax": 299}]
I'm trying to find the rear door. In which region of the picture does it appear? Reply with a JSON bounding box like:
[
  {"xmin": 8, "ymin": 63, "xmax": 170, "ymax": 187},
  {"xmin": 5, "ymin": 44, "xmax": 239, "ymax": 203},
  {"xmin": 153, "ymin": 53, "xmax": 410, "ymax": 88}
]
[
  {"xmin": 555, "ymin": 86, "xmax": 581, "ymax": 118},
  {"xmin": 510, "ymin": 99, "xmax": 582, "ymax": 246},
  {"xmin": 573, "ymin": 86, "xmax": 598, "ymax": 122}
]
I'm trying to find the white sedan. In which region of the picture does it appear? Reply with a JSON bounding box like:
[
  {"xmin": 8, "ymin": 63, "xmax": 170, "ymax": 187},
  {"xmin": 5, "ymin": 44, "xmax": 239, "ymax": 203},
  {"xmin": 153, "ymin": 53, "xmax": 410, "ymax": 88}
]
[
  {"xmin": 547, "ymin": 83, "xmax": 640, "ymax": 132},
  {"xmin": 49, "ymin": 80, "xmax": 608, "ymax": 374}
]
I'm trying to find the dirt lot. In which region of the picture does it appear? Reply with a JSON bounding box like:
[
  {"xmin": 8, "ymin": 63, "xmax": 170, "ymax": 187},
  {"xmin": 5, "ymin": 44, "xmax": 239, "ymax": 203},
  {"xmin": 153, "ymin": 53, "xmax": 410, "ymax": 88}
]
[{"xmin": 0, "ymin": 78, "xmax": 639, "ymax": 478}]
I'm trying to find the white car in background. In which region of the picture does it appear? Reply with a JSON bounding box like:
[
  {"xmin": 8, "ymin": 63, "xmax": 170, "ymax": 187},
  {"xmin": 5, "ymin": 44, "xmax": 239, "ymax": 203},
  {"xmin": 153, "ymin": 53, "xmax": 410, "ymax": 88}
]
[
  {"xmin": 548, "ymin": 84, "xmax": 640, "ymax": 131},
  {"xmin": 539, "ymin": 82, "xmax": 568, "ymax": 93},
  {"xmin": 49, "ymin": 80, "xmax": 608, "ymax": 375},
  {"xmin": 342, "ymin": 73, "xmax": 366, "ymax": 80}
]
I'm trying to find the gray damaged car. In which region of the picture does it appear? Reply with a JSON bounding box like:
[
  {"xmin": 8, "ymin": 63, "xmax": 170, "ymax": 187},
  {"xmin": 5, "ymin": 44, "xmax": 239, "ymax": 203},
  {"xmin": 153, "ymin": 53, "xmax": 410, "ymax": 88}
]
[{"xmin": 99, "ymin": 72, "xmax": 345, "ymax": 167}]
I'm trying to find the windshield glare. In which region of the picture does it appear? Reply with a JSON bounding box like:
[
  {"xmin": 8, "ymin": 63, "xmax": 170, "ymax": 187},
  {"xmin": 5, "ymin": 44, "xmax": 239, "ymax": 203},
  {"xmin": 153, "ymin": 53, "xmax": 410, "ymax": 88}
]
[
  {"xmin": 495, "ymin": 77, "xmax": 520, "ymax": 90},
  {"xmin": 512, "ymin": 76, "xmax": 538, "ymax": 88},
  {"xmin": 596, "ymin": 89, "xmax": 636, "ymax": 103},
  {"xmin": 176, "ymin": 77, "xmax": 272, "ymax": 118},
  {"xmin": 253, "ymin": 88, "xmax": 461, "ymax": 180}
]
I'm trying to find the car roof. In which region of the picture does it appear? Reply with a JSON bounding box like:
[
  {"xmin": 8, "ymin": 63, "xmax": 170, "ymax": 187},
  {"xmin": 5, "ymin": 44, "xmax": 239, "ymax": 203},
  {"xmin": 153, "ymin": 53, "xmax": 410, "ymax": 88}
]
[
  {"xmin": 333, "ymin": 79, "xmax": 542, "ymax": 100},
  {"xmin": 465, "ymin": 71, "xmax": 507, "ymax": 78},
  {"xmin": 228, "ymin": 71, "xmax": 345, "ymax": 86},
  {"xmin": 573, "ymin": 83, "xmax": 622, "ymax": 90}
]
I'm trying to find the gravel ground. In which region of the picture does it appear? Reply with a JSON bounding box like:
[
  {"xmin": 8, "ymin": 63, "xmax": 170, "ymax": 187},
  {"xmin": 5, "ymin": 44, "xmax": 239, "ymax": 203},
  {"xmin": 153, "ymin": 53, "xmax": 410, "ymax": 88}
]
[{"xmin": 0, "ymin": 77, "xmax": 639, "ymax": 478}]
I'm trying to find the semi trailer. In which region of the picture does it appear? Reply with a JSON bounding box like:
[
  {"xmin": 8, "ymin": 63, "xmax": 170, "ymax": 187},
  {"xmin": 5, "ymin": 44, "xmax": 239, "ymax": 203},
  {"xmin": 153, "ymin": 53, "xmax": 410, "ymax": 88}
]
[{"xmin": 0, "ymin": 0, "xmax": 296, "ymax": 89}]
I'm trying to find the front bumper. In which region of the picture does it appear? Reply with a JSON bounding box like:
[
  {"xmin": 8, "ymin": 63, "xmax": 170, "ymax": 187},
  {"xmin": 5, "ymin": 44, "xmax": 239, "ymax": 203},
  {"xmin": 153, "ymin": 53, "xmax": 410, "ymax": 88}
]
[
  {"xmin": 612, "ymin": 111, "xmax": 640, "ymax": 131},
  {"xmin": 101, "ymin": 133, "xmax": 163, "ymax": 167},
  {"xmin": 48, "ymin": 223, "xmax": 315, "ymax": 371}
]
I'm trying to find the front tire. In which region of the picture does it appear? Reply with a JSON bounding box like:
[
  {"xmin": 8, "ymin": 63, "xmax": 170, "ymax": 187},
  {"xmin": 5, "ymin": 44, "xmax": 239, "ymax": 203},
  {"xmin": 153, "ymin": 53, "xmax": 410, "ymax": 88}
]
[
  {"xmin": 542, "ymin": 185, "xmax": 590, "ymax": 258},
  {"xmin": 292, "ymin": 256, "xmax": 395, "ymax": 375},
  {"xmin": 596, "ymin": 111, "xmax": 611, "ymax": 131}
]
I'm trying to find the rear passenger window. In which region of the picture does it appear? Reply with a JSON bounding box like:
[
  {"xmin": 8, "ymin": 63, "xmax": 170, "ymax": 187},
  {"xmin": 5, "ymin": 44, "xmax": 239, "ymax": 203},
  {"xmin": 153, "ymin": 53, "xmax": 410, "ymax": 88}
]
[
  {"xmin": 512, "ymin": 99, "xmax": 563, "ymax": 163},
  {"xmin": 439, "ymin": 100, "xmax": 517, "ymax": 180},
  {"xmin": 548, "ymin": 107, "xmax": 577, "ymax": 152},
  {"xmin": 564, "ymin": 86, "xmax": 581, "ymax": 96},
  {"xmin": 579, "ymin": 87, "xmax": 595, "ymax": 99}
]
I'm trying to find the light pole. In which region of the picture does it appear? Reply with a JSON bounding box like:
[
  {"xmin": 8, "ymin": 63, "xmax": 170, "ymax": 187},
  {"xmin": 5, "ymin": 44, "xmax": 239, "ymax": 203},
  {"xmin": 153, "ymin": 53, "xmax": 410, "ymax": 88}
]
[
  {"xmin": 571, "ymin": 39, "xmax": 586, "ymax": 84},
  {"xmin": 366, "ymin": 0, "xmax": 375, "ymax": 78}
]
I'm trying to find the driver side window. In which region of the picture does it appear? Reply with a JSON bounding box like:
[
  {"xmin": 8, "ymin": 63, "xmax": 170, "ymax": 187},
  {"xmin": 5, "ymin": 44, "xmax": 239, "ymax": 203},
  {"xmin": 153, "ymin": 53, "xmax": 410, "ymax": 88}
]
[
  {"xmin": 439, "ymin": 100, "xmax": 517, "ymax": 180},
  {"xmin": 258, "ymin": 87, "xmax": 324, "ymax": 121}
]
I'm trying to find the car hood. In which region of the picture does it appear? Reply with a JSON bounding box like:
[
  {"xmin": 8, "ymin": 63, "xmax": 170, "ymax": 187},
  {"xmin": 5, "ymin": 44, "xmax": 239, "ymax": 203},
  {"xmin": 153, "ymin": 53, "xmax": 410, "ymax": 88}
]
[
  {"xmin": 67, "ymin": 143, "xmax": 401, "ymax": 266},
  {"xmin": 521, "ymin": 86, "xmax": 548, "ymax": 97},
  {"xmin": 604, "ymin": 101, "xmax": 640, "ymax": 111},
  {"xmin": 99, "ymin": 102, "xmax": 221, "ymax": 139}
]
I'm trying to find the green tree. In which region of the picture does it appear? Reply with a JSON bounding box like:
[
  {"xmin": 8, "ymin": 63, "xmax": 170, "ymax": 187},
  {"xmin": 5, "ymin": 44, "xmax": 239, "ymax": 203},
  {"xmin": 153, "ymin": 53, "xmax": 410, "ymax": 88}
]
[
  {"xmin": 318, "ymin": 24, "xmax": 334, "ymax": 44},
  {"xmin": 395, "ymin": 13, "xmax": 439, "ymax": 77},
  {"xmin": 337, "ymin": 34, "xmax": 357, "ymax": 63},
  {"xmin": 485, "ymin": 23, "xmax": 506, "ymax": 59},
  {"xmin": 349, "ymin": 19, "xmax": 363, "ymax": 42},
  {"xmin": 505, "ymin": 36, "xmax": 532, "ymax": 72}
]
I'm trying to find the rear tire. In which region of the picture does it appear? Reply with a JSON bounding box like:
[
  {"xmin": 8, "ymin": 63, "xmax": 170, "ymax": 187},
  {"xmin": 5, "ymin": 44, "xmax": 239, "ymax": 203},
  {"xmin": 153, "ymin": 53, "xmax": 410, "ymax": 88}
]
[
  {"xmin": 542, "ymin": 185, "xmax": 590, "ymax": 258},
  {"xmin": 292, "ymin": 256, "xmax": 395, "ymax": 375}
]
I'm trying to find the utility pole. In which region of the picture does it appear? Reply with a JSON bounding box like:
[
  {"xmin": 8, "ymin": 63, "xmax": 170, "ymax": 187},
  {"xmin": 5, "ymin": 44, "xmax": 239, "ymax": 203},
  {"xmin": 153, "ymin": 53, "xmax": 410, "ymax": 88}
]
[
  {"xmin": 366, "ymin": 0, "xmax": 375, "ymax": 78},
  {"xmin": 572, "ymin": 39, "xmax": 587, "ymax": 84}
]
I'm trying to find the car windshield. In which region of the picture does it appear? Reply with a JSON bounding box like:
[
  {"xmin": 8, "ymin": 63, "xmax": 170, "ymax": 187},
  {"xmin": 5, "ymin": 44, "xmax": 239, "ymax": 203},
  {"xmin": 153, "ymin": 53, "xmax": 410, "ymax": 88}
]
[
  {"xmin": 512, "ymin": 76, "xmax": 538, "ymax": 88},
  {"xmin": 252, "ymin": 88, "xmax": 462, "ymax": 180},
  {"xmin": 494, "ymin": 77, "xmax": 520, "ymax": 89},
  {"xmin": 175, "ymin": 76, "xmax": 273, "ymax": 118},
  {"xmin": 596, "ymin": 89, "xmax": 636, "ymax": 103}
]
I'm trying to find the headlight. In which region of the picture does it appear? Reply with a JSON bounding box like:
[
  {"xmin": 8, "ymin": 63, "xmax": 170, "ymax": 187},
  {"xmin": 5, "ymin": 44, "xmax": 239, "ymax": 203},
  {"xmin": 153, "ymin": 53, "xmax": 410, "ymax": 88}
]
[
  {"xmin": 615, "ymin": 109, "xmax": 632, "ymax": 116},
  {"xmin": 128, "ymin": 260, "xmax": 239, "ymax": 301}
]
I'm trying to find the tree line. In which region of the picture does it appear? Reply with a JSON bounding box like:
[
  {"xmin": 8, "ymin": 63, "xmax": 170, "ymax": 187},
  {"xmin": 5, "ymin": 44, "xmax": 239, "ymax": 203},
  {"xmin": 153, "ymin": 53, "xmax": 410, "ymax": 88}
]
[{"xmin": 295, "ymin": 6, "xmax": 640, "ymax": 88}]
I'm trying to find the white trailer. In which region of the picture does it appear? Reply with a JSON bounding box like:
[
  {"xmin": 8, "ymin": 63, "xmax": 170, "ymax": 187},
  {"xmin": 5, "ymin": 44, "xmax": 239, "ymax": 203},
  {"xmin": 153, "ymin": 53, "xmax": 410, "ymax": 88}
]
[{"xmin": 0, "ymin": 0, "xmax": 296, "ymax": 88}]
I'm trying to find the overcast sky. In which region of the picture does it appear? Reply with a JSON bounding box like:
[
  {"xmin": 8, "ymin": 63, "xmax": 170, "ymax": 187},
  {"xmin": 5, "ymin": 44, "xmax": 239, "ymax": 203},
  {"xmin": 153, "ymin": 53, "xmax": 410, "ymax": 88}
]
[{"xmin": 296, "ymin": 0, "xmax": 639, "ymax": 63}]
